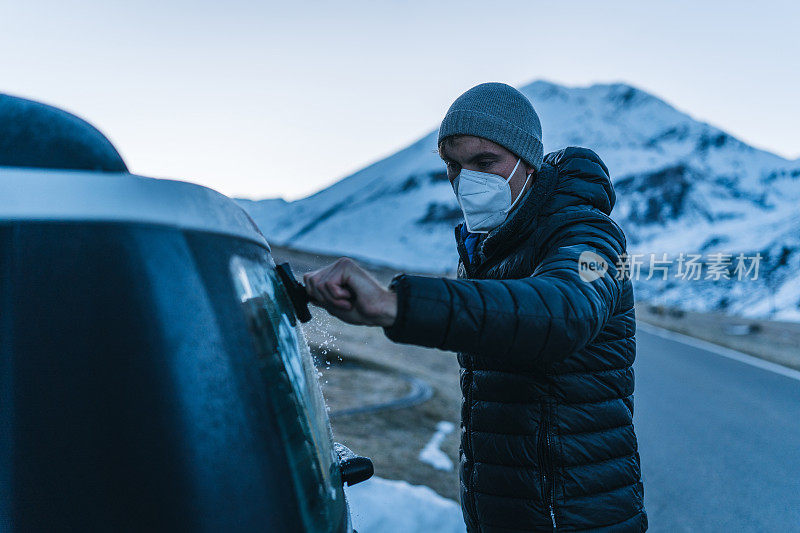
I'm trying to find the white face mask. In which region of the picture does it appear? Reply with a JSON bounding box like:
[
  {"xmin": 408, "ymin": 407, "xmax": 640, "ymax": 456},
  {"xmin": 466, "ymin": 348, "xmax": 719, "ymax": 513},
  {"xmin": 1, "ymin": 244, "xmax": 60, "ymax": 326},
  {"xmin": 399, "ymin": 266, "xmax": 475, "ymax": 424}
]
[{"xmin": 452, "ymin": 157, "xmax": 532, "ymax": 233}]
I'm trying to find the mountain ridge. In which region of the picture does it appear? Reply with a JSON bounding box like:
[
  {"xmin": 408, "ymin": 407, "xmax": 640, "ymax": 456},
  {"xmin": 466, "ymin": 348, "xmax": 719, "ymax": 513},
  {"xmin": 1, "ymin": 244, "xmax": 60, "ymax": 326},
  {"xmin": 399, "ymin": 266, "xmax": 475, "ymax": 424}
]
[{"xmin": 239, "ymin": 80, "xmax": 800, "ymax": 321}]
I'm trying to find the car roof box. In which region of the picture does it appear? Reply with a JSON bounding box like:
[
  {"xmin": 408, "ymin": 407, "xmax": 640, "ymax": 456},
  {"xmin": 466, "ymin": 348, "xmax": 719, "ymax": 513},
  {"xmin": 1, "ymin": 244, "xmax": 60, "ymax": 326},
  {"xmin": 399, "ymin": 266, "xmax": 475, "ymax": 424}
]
[{"xmin": 0, "ymin": 93, "xmax": 128, "ymax": 172}]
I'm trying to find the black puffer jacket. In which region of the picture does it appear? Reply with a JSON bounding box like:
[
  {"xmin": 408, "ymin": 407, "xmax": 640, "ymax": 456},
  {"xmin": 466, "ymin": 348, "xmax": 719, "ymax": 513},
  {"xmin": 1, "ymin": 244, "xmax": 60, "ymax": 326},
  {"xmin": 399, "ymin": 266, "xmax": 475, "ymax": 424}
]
[{"xmin": 384, "ymin": 147, "xmax": 647, "ymax": 532}]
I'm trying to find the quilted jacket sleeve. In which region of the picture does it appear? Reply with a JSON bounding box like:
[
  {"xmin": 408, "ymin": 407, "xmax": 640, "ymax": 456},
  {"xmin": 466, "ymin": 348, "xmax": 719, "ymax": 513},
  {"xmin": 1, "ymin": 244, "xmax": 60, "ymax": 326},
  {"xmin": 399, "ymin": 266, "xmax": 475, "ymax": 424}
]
[{"xmin": 383, "ymin": 210, "xmax": 626, "ymax": 367}]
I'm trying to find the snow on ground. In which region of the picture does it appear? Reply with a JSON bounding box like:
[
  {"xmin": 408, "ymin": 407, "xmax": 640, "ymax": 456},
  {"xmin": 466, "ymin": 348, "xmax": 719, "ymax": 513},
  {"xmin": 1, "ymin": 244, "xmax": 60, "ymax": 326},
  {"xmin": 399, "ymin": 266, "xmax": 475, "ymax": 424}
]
[
  {"xmin": 345, "ymin": 476, "xmax": 466, "ymax": 533},
  {"xmin": 418, "ymin": 420, "xmax": 455, "ymax": 471}
]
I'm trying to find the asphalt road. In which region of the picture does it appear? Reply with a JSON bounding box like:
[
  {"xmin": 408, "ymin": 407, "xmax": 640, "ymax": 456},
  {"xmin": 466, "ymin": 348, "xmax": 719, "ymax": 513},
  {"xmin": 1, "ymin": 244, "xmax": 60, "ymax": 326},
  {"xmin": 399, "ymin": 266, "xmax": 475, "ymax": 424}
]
[{"xmin": 633, "ymin": 323, "xmax": 800, "ymax": 532}]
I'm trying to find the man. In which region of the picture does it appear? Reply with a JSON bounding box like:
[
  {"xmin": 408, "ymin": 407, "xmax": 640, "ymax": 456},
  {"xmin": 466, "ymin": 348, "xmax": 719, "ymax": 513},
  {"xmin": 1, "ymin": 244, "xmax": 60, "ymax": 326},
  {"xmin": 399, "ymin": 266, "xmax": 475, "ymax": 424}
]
[{"xmin": 304, "ymin": 82, "xmax": 647, "ymax": 532}]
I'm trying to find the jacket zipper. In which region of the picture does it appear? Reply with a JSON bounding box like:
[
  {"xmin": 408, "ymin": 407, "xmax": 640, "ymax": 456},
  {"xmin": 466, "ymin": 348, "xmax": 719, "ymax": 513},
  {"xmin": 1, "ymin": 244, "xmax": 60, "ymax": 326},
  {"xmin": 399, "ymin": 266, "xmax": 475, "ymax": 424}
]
[
  {"xmin": 455, "ymin": 225, "xmax": 478, "ymax": 520},
  {"xmin": 455, "ymin": 224, "xmax": 479, "ymax": 278},
  {"xmin": 465, "ymin": 364, "xmax": 476, "ymax": 519},
  {"xmin": 539, "ymin": 399, "xmax": 558, "ymax": 531}
]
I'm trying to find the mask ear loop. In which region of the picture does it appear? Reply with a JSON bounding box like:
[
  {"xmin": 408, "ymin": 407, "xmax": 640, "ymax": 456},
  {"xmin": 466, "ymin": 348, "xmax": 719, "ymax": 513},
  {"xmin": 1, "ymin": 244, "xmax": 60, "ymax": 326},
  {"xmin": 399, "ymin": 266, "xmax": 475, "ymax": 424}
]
[
  {"xmin": 505, "ymin": 158, "xmax": 521, "ymax": 183},
  {"xmin": 504, "ymin": 159, "xmax": 532, "ymax": 213}
]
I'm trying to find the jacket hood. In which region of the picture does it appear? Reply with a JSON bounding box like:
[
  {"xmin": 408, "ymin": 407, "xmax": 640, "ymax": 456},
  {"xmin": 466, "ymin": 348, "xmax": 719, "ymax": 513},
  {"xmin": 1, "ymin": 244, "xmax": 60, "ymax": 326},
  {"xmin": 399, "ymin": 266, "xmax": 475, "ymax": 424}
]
[{"xmin": 541, "ymin": 146, "xmax": 615, "ymax": 216}]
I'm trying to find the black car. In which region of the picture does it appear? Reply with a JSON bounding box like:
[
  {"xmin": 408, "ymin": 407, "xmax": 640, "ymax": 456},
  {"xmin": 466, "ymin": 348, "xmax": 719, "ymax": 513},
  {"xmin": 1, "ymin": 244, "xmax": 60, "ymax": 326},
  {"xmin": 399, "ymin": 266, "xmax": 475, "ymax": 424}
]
[{"xmin": 0, "ymin": 95, "xmax": 371, "ymax": 531}]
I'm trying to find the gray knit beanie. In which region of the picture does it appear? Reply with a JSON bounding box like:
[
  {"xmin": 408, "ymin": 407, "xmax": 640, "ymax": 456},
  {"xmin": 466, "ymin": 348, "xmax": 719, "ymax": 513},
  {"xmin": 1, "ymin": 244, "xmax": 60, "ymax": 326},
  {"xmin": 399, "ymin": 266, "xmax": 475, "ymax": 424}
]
[{"xmin": 438, "ymin": 82, "xmax": 544, "ymax": 171}]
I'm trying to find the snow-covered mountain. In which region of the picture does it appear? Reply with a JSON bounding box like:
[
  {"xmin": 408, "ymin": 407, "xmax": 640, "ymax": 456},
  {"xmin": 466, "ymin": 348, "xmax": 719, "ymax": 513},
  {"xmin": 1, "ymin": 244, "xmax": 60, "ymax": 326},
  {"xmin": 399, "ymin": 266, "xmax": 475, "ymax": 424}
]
[{"xmin": 238, "ymin": 80, "xmax": 800, "ymax": 321}]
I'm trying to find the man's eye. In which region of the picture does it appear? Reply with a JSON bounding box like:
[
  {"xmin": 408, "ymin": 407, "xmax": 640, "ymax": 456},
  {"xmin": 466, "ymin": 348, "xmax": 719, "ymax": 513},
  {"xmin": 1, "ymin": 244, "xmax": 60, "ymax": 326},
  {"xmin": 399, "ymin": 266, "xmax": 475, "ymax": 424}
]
[{"xmin": 476, "ymin": 160, "xmax": 493, "ymax": 169}]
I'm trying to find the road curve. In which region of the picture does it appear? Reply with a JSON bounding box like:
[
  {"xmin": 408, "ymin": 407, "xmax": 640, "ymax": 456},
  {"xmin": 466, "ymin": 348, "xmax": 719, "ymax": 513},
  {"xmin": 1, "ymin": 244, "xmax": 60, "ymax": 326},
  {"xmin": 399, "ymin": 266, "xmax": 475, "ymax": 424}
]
[
  {"xmin": 327, "ymin": 362, "xmax": 434, "ymax": 419},
  {"xmin": 633, "ymin": 323, "xmax": 800, "ymax": 532}
]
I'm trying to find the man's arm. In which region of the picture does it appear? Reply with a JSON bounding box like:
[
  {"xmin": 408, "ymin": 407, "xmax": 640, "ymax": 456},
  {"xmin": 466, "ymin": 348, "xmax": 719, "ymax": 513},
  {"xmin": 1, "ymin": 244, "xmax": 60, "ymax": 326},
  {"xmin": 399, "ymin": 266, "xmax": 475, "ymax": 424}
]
[
  {"xmin": 304, "ymin": 210, "xmax": 624, "ymax": 367},
  {"xmin": 382, "ymin": 211, "xmax": 624, "ymax": 367}
]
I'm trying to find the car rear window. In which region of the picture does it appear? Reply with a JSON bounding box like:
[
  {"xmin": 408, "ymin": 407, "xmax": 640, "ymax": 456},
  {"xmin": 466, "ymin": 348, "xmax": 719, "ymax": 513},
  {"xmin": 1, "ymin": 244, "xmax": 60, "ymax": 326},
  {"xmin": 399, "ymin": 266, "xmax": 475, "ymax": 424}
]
[{"xmin": 230, "ymin": 255, "xmax": 343, "ymax": 531}]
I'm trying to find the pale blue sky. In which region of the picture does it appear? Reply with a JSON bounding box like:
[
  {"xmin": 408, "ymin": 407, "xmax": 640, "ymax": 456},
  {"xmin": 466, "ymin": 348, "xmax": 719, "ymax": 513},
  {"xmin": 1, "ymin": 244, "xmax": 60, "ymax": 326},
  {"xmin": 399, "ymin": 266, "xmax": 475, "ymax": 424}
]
[{"xmin": 1, "ymin": 1, "xmax": 797, "ymax": 200}]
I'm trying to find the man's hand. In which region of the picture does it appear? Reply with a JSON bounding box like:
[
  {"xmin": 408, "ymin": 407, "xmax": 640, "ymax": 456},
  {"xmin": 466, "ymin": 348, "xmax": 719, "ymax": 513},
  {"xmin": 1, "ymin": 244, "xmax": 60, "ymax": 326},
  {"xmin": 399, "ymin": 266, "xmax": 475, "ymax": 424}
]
[{"xmin": 303, "ymin": 257, "xmax": 397, "ymax": 327}]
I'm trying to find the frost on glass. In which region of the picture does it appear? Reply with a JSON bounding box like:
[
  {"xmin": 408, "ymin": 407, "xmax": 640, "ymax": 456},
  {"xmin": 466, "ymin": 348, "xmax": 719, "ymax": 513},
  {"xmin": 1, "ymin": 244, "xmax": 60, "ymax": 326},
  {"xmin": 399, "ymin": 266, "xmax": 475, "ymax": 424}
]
[{"xmin": 230, "ymin": 255, "xmax": 343, "ymax": 531}]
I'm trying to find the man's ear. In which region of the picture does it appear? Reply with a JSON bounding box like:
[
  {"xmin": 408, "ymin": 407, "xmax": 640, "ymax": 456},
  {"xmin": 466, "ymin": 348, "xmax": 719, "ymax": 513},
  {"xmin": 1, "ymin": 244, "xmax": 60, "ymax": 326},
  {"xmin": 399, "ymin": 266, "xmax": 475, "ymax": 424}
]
[{"xmin": 524, "ymin": 162, "xmax": 536, "ymax": 177}]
